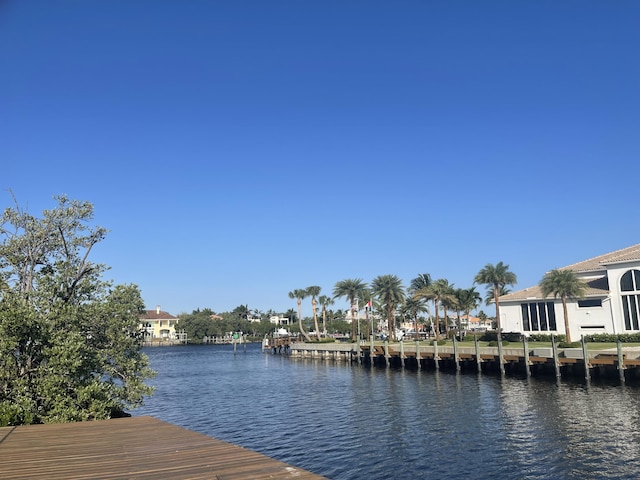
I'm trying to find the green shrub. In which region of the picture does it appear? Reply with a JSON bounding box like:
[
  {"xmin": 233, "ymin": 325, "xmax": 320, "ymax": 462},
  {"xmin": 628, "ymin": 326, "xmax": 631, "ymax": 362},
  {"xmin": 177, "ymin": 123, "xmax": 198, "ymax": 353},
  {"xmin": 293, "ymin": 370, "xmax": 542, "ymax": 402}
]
[{"xmin": 558, "ymin": 341, "xmax": 581, "ymax": 348}]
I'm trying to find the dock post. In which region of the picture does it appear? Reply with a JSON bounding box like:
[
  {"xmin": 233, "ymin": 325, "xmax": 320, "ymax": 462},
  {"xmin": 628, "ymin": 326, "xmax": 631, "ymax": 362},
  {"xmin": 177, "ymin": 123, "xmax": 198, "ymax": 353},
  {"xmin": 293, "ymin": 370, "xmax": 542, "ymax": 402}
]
[
  {"xmin": 523, "ymin": 335, "xmax": 531, "ymax": 377},
  {"xmin": 233, "ymin": 339, "xmax": 237, "ymax": 355},
  {"xmin": 617, "ymin": 339, "xmax": 626, "ymax": 383},
  {"xmin": 356, "ymin": 338, "xmax": 362, "ymax": 364},
  {"xmin": 474, "ymin": 334, "xmax": 481, "ymax": 373},
  {"xmin": 370, "ymin": 335, "xmax": 375, "ymax": 366},
  {"xmin": 551, "ymin": 335, "xmax": 561, "ymax": 378},
  {"xmin": 581, "ymin": 335, "xmax": 591, "ymax": 381},
  {"xmin": 400, "ymin": 340, "xmax": 405, "ymax": 368},
  {"xmin": 416, "ymin": 339, "xmax": 421, "ymax": 370},
  {"xmin": 384, "ymin": 340, "xmax": 390, "ymax": 367},
  {"xmin": 497, "ymin": 335, "xmax": 505, "ymax": 376},
  {"xmin": 434, "ymin": 340, "xmax": 440, "ymax": 370},
  {"xmin": 453, "ymin": 336, "xmax": 460, "ymax": 371}
]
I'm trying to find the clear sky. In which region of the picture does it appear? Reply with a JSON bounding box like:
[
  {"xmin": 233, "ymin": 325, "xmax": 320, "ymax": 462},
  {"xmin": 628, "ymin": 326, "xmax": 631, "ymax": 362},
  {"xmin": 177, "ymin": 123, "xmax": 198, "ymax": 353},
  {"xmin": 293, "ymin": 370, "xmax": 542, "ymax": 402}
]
[{"xmin": 2, "ymin": 1, "xmax": 639, "ymax": 316}]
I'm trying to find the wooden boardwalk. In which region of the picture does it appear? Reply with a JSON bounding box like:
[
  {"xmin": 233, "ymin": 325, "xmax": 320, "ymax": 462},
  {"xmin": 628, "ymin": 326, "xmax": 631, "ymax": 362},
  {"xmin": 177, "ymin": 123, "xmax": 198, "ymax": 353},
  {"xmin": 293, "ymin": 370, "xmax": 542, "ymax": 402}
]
[{"xmin": 0, "ymin": 416, "xmax": 326, "ymax": 480}]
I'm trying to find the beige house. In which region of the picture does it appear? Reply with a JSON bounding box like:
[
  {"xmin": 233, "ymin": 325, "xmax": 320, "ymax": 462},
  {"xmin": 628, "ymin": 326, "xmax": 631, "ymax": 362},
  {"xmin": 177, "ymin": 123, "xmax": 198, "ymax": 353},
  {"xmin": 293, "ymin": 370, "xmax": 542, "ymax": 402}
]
[{"xmin": 140, "ymin": 306, "xmax": 179, "ymax": 341}]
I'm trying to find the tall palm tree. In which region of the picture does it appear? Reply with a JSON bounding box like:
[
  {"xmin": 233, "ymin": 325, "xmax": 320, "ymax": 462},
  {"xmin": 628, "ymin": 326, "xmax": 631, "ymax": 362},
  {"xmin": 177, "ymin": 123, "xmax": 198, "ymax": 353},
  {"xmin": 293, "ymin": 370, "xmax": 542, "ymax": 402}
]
[
  {"xmin": 409, "ymin": 273, "xmax": 432, "ymax": 294},
  {"xmin": 474, "ymin": 262, "xmax": 517, "ymax": 342},
  {"xmin": 403, "ymin": 295, "xmax": 428, "ymax": 338},
  {"xmin": 540, "ymin": 269, "xmax": 588, "ymax": 343},
  {"xmin": 435, "ymin": 279, "xmax": 456, "ymax": 337},
  {"xmin": 306, "ymin": 286, "xmax": 322, "ymax": 340},
  {"xmin": 414, "ymin": 278, "xmax": 455, "ymax": 341},
  {"xmin": 370, "ymin": 274, "xmax": 404, "ymax": 341},
  {"xmin": 457, "ymin": 286, "xmax": 481, "ymax": 332},
  {"xmin": 408, "ymin": 273, "xmax": 432, "ymax": 332},
  {"xmin": 318, "ymin": 295, "xmax": 334, "ymax": 337},
  {"xmin": 484, "ymin": 285, "xmax": 511, "ymax": 306},
  {"xmin": 288, "ymin": 289, "xmax": 311, "ymax": 342},
  {"xmin": 333, "ymin": 278, "xmax": 368, "ymax": 341}
]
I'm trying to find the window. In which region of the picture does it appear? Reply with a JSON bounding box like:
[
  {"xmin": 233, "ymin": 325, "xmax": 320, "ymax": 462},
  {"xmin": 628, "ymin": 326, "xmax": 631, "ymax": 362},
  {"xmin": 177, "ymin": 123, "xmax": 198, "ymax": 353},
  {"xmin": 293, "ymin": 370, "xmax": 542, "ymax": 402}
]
[
  {"xmin": 521, "ymin": 302, "xmax": 556, "ymax": 332},
  {"xmin": 621, "ymin": 270, "xmax": 640, "ymax": 331},
  {"xmin": 577, "ymin": 299, "xmax": 602, "ymax": 308}
]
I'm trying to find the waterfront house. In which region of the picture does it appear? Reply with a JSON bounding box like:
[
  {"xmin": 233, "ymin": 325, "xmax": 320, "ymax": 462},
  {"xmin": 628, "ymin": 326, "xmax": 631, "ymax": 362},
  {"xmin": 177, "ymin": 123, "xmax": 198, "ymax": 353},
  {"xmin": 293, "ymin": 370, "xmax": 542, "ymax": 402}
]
[
  {"xmin": 140, "ymin": 306, "xmax": 179, "ymax": 341},
  {"xmin": 499, "ymin": 243, "xmax": 640, "ymax": 340}
]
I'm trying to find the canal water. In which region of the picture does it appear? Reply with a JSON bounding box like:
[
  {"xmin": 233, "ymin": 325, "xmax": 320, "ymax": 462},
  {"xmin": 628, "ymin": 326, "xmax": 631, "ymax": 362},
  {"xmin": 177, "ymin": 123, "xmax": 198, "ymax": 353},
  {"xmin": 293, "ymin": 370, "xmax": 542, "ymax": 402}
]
[{"xmin": 134, "ymin": 343, "xmax": 640, "ymax": 479}]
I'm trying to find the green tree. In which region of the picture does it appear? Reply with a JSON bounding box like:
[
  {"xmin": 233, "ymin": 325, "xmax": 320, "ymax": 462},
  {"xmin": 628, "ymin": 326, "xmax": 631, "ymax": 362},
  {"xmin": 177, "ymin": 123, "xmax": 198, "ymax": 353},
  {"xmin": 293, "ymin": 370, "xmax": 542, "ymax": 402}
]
[
  {"xmin": 177, "ymin": 309, "xmax": 219, "ymax": 342},
  {"xmin": 414, "ymin": 278, "xmax": 455, "ymax": 342},
  {"xmin": 456, "ymin": 287, "xmax": 481, "ymax": 331},
  {"xmin": 370, "ymin": 274, "xmax": 404, "ymax": 341},
  {"xmin": 288, "ymin": 289, "xmax": 310, "ymax": 341},
  {"xmin": 306, "ymin": 286, "xmax": 322, "ymax": 340},
  {"xmin": 333, "ymin": 278, "xmax": 368, "ymax": 341},
  {"xmin": 409, "ymin": 273, "xmax": 432, "ymax": 294},
  {"xmin": 402, "ymin": 296, "xmax": 428, "ymax": 338},
  {"xmin": 484, "ymin": 285, "xmax": 511, "ymax": 306},
  {"xmin": 318, "ymin": 295, "xmax": 334, "ymax": 337},
  {"xmin": 0, "ymin": 195, "xmax": 154, "ymax": 425},
  {"xmin": 474, "ymin": 262, "xmax": 517, "ymax": 342},
  {"xmin": 539, "ymin": 269, "xmax": 588, "ymax": 343}
]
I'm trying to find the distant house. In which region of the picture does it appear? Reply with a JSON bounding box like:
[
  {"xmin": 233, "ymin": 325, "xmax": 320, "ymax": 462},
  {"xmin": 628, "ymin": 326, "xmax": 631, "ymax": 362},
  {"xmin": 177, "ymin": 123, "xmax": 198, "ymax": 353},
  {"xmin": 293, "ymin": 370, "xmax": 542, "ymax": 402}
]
[
  {"xmin": 269, "ymin": 315, "xmax": 291, "ymax": 325},
  {"xmin": 500, "ymin": 243, "xmax": 640, "ymax": 339},
  {"xmin": 140, "ymin": 306, "xmax": 179, "ymax": 341}
]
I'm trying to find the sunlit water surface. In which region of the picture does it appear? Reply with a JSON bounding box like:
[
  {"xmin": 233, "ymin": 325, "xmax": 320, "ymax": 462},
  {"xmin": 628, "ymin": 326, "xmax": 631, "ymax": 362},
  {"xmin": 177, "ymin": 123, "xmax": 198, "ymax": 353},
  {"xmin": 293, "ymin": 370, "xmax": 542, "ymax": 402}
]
[{"xmin": 134, "ymin": 343, "xmax": 640, "ymax": 479}]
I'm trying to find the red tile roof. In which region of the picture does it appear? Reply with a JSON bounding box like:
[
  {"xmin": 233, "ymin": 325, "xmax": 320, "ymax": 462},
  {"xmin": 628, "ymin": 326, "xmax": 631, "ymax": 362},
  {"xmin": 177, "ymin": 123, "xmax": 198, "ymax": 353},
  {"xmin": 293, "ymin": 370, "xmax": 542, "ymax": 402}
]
[{"xmin": 141, "ymin": 310, "xmax": 177, "ymax": 320}]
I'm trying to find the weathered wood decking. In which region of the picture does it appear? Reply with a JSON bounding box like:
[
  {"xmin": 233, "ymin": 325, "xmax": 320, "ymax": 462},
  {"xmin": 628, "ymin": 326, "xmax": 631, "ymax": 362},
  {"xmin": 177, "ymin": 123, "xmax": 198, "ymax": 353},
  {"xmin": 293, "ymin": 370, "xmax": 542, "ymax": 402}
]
[{"xmin": 0, "ymin": 416, "xmax": 326, "ymax": 479}]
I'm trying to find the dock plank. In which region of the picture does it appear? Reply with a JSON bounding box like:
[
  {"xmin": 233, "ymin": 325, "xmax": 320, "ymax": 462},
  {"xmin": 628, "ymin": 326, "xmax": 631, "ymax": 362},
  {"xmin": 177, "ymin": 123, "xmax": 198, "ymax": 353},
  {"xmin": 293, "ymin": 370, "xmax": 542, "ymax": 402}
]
[{"xmin": 0, "ymin": 416, "xmax": 326, "ymax": 480}]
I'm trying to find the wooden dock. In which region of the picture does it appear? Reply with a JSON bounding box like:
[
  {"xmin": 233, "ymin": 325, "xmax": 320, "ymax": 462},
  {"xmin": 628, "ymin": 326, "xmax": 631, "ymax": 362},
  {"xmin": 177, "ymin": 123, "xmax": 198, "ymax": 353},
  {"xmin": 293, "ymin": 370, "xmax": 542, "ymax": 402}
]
[
  {"xmin": 274, "ymin": 339, "xmax": 640, "ymax": 381},
  {"xmin": 0, "ymin": 416, "xmax": 326, "ymax": 479}
]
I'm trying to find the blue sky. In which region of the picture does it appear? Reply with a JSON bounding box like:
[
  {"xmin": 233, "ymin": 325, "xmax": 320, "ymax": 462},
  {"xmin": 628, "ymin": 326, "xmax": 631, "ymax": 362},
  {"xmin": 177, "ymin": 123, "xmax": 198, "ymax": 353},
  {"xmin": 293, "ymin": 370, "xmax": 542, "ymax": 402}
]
[{"xmin": 2, "ymin": 1, "xmax": 639, "ymax": 316}]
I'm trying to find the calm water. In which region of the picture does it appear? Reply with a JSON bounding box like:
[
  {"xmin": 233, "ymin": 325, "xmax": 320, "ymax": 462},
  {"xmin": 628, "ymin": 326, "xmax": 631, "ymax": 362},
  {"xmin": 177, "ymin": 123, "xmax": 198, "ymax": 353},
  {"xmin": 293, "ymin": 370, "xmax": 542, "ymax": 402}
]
[{"xmin": 134, "ymin": 343, "xmax": 640, "ymax": 479}]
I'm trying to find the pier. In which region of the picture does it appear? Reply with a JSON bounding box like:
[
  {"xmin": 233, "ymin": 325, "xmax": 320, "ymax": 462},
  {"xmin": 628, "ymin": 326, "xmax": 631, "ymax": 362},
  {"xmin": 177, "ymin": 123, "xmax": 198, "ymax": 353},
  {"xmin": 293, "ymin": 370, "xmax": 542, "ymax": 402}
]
[
  {"xmin": 0, "ymin": 416, "xmax": 326, "ymax": 479},
  {"xmin": 268, "ymin": 337, "xmax": 640, "ymax": 381}
]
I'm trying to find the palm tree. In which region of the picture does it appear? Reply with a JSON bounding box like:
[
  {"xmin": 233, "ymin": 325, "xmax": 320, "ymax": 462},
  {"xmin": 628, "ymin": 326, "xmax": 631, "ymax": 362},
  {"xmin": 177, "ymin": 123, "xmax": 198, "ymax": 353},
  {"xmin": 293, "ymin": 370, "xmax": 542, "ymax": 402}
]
[
  {"xmin": 435, "ymin": 279, "xmax": 456, "ymax": 337},
  {"xmin": 370, "ymin": 274, "xmax": 404, "ymax": 341},
  {"xmin": 414, "ymin": 278, "xmax": 455, "ymax": 342},
  {"xmin": 333, "ymin": 278, "xmax": 368, "ymax": 341},
  {"xmin": 409, "ymin": 273, "xmax": 432, "ymax": 294},
  {"xmin": 457, "ymin": 287, "xmax": 481, "ymax": 332},
  {"xmin": 403, "ymin": 295, "xmax": 428, "ymax": 338},
  {"xmin": 474, "ymin": 262, "xmax": 517, "ymax": 342},
  {"xmin": 408, "ymin": 273, "xmax": 432, "ymax": 333},
  {"xmin": 288, "ymin": 289, "xmax": 311, "ymax": 342},
  {"xmin": 306, "ymin": 286, "xmax": 322, "ymax": 340},
  {"xmin": 540, "ymin": 269, "xmax": 588, "ymax": 343},
  {"xmin": 318, "ymin": 295, "xmax": 334, "ymax": 337},
  {"xmin": 484, "ymin": 285, "xmax": 511, "ymax": 306}
]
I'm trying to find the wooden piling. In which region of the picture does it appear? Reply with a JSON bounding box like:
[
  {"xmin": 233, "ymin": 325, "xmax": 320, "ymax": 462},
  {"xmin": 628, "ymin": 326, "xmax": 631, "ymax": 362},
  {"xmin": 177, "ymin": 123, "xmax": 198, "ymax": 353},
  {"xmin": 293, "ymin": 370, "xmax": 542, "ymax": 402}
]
[
  {"xmin": 551, "ymin": 335, "xmax": 561, "ymax": 378},
  {"xmin": 523, "ymin": 335, "xmax": 531, "ymax": 377},
  {"xmin": 581, "ymin": 335, "xmax": 591, "ymax": 381},
  {"xmin": 497, "ymin": 336, "xmax": 505, "ymax": 375},
  {"xmin": 384, "ymin": 340, "xmax": 390, "ymax": 367},
  {"xmin": 474, "ymin": 335, "xmax": 481, "ymax": 373},
  {"xmin": 617, "ymin": 339, "xmax": 625, "ymax": 383},
  {"xmin": 453, "ymin": 336, "xmax": 460, "ymax": 371}
]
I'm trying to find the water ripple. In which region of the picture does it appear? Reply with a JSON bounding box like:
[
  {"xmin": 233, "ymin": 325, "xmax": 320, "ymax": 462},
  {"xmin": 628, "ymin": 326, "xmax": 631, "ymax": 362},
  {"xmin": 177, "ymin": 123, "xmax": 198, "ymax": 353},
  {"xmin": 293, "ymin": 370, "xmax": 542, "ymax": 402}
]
[{"xmin": 135, "ymin": 344, "xmax": 640, "ymax": 479}]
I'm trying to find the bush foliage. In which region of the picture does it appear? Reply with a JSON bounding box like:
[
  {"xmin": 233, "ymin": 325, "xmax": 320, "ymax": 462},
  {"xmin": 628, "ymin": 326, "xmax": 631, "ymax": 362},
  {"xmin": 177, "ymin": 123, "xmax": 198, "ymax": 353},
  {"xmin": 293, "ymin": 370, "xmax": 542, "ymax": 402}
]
[{"xmin": 0, "ymin": 195, "xmax": 155, "ymax": 425}]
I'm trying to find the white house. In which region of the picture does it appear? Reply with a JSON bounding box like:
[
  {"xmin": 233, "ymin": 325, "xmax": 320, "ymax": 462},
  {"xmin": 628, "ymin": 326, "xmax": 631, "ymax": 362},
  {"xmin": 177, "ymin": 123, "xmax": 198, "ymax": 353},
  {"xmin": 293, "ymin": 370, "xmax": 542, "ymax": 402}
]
[{"xmin": 499, "ymin": 243, "xmax": 640, "ymax": 339}]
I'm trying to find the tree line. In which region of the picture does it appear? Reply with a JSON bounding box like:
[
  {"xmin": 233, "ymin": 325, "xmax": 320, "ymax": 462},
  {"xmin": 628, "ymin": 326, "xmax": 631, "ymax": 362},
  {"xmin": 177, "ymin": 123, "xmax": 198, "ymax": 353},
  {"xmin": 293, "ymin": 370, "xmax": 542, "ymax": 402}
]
[{"xmin": 289, "ymin": 261, "xmax": 589, "ymax": 344}]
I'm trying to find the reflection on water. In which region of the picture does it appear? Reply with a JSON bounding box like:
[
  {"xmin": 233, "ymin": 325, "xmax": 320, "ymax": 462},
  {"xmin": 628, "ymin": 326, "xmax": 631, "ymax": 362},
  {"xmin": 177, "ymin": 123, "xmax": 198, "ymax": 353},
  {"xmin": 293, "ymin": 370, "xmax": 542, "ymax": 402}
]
[{"xmin": 135, "ymin": 344, "xmax": 640, "ymax": 479}]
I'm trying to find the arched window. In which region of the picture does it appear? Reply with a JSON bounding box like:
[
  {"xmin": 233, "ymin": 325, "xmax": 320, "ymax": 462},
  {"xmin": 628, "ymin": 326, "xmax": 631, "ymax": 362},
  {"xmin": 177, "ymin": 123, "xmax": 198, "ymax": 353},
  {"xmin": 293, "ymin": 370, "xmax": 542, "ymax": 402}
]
[{"xmin": 621, "ymin": 270, "xmax": 640, "ymax": 330}]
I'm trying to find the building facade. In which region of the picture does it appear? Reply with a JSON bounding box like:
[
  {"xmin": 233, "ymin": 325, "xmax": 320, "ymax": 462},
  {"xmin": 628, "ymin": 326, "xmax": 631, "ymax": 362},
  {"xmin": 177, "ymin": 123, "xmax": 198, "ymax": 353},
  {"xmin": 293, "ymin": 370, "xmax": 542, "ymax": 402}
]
[
  {"xmin": 500, "ymin": 244, "xmax": 640, "ymax": 339},
  {"xmin": 140, "ymin": 306, "xmax": 179, "ymax": 341}
]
